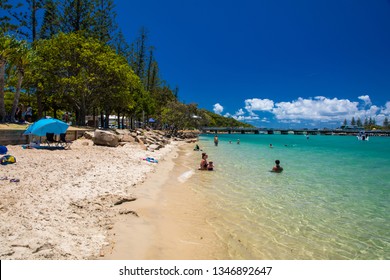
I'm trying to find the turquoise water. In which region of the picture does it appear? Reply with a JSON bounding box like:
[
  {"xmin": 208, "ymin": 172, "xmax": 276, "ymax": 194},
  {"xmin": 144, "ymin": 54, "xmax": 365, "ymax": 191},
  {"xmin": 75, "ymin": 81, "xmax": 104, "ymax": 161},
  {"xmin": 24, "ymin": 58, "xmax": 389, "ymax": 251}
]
[{"xmin": 183, "ymin": 134, "xmax": 390, "ymax": 259}]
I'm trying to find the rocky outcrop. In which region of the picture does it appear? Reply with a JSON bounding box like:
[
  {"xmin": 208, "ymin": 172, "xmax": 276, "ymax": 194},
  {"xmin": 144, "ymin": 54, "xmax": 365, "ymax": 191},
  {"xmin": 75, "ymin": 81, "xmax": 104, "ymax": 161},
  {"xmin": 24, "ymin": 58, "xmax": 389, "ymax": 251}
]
[
  {"xmin": 92, "ymin": 130, "xmax": 119, "ymax": 147},
  {"xmin": 89, "ymin": 128, "xmax": 200, "ymax": 149}
]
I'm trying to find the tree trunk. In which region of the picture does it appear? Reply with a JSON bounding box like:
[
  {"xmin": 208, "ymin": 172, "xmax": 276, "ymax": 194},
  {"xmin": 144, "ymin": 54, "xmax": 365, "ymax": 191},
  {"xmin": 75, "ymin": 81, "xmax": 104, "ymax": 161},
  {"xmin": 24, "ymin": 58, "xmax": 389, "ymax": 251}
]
[
  {"xmin": 0, "ymin": 62, "xmax": 7, "ymax": 122},
  {"xmin": 92, "ymin": 107, "xmax": 96, "ymax": 127},
  {"xmin": 104, "ymin": 112, "xmax": 109, "ymax": 128},
  {"xmin": 100, "ymin": 111, "xmax": 104, "ymax": 128},
  {"xmin": 36, "ymin": 90, "xmax": 44, "ymax": 119},
  {"xmin": 77, "ymin": 92, "xmax": 86, "ymax": 126},
  {"xmin": 10, "ymin": 72, "xmax": 24, "ymax": 122}
]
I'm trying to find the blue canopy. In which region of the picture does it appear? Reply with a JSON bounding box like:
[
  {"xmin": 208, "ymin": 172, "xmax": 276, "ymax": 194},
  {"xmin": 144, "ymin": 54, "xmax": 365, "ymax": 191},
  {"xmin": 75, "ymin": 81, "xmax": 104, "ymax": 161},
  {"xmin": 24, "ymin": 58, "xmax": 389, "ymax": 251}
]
[
  {"xmin": 23, "ymin": 118, "xmax": 69, "ymax": 137},
  {"xmin": 148, "ymin": 118, "xmax": 156, "ymax": 123}
]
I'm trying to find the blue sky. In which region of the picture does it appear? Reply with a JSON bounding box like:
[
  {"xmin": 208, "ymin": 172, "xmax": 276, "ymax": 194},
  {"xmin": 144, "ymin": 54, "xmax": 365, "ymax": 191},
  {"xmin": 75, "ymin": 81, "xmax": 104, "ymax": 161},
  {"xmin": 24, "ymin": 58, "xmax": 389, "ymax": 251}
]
[{"xmin": 116, "ymin": 0, "xmax": 390, "ymax": 128}]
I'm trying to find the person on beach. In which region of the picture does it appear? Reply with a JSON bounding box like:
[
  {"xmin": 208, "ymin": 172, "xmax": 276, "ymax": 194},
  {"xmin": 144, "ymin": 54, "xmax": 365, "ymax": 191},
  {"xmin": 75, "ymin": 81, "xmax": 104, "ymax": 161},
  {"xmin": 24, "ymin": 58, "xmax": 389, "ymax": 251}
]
[
  {"xmin": 214, "ymin": 135, "xmax": 219, "ymax": 146},
  {"xmin": 237, "ymin": 139, "xmax": 240, "ymax": 144},
  {"xmin": 207, "ymin": 161, "xmax": 214, "ymax": 171},
  {"xmin": 199, "ymin": 153, "xmax": 208, "ymax": 170},
  {"xmin": 271, "ymin": 160, "xmax": 283, "ymax": 173},
  {"xmin": 25, "ymin": 106, "xmax": 33, "ymax": 122},
  {"xmin": 194, "ymin": 144, "xmax": 200, "ymax": 151}
]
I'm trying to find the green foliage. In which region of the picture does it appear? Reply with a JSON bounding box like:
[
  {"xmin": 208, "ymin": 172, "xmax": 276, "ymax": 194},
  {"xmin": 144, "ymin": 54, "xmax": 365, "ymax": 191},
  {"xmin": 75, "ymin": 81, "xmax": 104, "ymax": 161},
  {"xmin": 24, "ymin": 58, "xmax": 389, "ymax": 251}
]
[
  {"xmin": 200, "ymin": 109, "xmax": 254, "ymax": 128},
  {"xmin": 356, "ymin": 117, "xmax": 362, "ymax": 127},
  {"xmin": 31, "ymin": 32, "xmax": 141, "ymax": 125},
  {"xmin": 383, "ymin": 117, "xmax": 389, "ymax": 129},
  {"xmin": 40, "ymin": 0, "xmax": 60, "ymax": 39}
]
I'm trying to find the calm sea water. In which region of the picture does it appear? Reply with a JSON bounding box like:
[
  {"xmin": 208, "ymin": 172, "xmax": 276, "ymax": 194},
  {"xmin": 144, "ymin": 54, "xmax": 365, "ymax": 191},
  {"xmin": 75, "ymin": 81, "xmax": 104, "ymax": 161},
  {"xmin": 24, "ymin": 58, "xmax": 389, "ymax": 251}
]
[{"xmin": 180, "ymin": 133, "xmax": 390, "ymax": 259}]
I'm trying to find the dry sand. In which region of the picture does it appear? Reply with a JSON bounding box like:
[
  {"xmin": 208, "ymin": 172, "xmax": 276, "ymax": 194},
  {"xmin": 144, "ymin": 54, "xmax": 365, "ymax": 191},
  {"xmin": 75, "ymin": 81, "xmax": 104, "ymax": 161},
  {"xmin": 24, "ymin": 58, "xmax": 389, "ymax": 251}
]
[
  {"xmin": 0, "ymin": 138, "xmax": 175, "ymax": 259},
  {"xmin": 0, "ymin": 137, "xmax": 226, "ymax": 260}
]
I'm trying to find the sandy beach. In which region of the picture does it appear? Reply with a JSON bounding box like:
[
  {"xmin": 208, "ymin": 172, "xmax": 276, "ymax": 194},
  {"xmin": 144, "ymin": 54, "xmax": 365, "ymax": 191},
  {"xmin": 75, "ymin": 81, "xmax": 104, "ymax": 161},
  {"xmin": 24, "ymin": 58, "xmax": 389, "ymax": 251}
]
[
  {"xmin": 0, "ymin": 135, "xmax": 225, "ymax": 260},
  {"xmin": 102, "ymin": 142, "xmax": 227, "ymax": 260}
]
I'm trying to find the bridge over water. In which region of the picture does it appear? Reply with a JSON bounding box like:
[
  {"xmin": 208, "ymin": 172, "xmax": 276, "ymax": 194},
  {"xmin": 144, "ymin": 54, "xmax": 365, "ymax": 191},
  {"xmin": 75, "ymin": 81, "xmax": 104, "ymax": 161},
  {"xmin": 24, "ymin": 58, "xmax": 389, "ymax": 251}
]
[{"xmin": 200, "ymin": 127, "xmax": 390, "ymax": 136}]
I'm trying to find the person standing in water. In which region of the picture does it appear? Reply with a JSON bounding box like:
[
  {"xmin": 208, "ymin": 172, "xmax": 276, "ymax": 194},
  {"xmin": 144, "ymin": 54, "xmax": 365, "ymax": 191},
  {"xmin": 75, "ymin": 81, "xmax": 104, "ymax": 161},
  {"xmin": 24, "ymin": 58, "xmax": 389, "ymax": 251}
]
[{"xmin": 214, "ymin": 135, "xmax": 219, "ymax": 146}]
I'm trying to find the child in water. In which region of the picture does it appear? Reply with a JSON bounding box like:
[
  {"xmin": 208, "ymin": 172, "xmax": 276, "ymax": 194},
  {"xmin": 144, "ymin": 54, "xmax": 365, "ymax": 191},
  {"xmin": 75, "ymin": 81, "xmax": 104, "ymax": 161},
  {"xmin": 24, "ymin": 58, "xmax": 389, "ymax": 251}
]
[
  {"xmin": 271, "ymin": 160, "xmax": 283, "ymax": 173},
  {"xmin": 207, "ymin": 161, "xmax": 214, "ymax": 171}
]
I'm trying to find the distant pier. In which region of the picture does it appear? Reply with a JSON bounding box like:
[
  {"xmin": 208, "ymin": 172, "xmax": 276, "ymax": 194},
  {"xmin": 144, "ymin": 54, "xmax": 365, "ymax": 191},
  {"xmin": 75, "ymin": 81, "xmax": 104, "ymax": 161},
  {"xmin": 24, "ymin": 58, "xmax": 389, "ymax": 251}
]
[{"xmin": 200, "ymin": 127, "xmax": 390, "ymax": 136}]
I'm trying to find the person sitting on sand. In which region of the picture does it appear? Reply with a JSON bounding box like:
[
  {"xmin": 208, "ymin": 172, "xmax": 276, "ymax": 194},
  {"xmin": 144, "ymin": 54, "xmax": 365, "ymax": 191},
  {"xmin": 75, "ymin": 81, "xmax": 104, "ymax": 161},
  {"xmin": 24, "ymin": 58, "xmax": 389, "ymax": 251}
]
[
  {"xmin": 194, "ymin": 144, "xmax": 200, "ymax": 151},
  {"xmin": 207, "ymin": 161, "xmax": 214, "ymax": 171},
  {"xmin": 199, "ymin": 153, "xmax": 208, "ymax": 170},
  {"xmin": 271, "ymin": 160, "xmax": 283, "ymax": 173}
]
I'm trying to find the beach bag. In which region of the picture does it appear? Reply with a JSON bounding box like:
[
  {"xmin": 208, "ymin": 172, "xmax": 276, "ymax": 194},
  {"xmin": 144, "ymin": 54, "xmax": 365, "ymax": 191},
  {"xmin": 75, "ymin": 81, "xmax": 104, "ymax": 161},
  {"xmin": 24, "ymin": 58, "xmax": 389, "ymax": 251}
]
[
  {"xmin": 0, "ymin": 145, "xmax": 7, "ymax": 155},
  {"xmin": 1, "ymin": 155, "xmax": 16, "ymax": 165}
]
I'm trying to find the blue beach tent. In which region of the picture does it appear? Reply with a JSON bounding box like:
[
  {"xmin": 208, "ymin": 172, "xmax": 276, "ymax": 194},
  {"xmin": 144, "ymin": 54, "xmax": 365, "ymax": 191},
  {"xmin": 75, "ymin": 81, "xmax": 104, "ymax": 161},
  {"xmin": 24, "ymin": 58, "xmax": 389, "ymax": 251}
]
[{"xmin": 23, "ymin": 118, "xmax": 69, "ymax": 137}]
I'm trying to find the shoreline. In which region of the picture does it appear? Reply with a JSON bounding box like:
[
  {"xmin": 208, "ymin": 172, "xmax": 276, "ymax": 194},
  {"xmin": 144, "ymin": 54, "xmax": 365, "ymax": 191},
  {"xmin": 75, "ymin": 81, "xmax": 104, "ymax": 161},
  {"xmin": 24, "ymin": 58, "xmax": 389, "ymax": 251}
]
[{"xmin": 102, "ymin": 142, "xmax": 228, "ymax": 260}]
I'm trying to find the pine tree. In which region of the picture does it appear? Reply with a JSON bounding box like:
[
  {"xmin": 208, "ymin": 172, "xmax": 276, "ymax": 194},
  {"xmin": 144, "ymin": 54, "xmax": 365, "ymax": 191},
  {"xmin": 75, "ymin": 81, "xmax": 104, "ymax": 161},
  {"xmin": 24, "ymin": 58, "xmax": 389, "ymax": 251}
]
[
  {"xmin": 112, "ymin": 29, "xmax": 130, "ymax": 60},
  {"xmin": 92, "ymin": 0, "xmax": 117, "ymax": 44},
  {"xmin": 364, "ymin": 117, "xmax": 369, "ymax": 127},
  {"xmin": 356, "ymin": 117, "xmax": 362, "ymax": 127},
  {"xmin": 39, "ymin": 0, "xmax": 60, "ymax": 39},
  {"xmin": 146, "ymin": 46, "xmax": 155, "ymax": 91},
  {"xmin": 343, "ymin": 118, "xmax": 347, "ymax": 126},
  {"xmin": 0, "ymin": 0, "xmax": 19, "ymax": 34},
  {"xmin": 60, "ymin": 0, "xmax": 96, "ymax": 34},
  {"xmin": 383, "ymin": 117, "xmax": 389, "ymax": 128},
  {"xmin": 1, "ymin": 0, "xmax": 44, "ymax": 41},
  {"xmin": 134, "ymin": 27, "xmax": 148, "ymax": 83},
  {"xmin": 351, "ymin": 117, "xmax": 356, "ymax": 126}
]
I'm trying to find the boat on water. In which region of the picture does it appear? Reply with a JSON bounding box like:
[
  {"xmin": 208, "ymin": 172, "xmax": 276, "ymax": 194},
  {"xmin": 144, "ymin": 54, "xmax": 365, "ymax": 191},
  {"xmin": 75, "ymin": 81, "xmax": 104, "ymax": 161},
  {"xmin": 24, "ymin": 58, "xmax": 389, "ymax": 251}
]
[{"xmin": 357, "ymin": 131, "xmax": 369, "ymax": 141}]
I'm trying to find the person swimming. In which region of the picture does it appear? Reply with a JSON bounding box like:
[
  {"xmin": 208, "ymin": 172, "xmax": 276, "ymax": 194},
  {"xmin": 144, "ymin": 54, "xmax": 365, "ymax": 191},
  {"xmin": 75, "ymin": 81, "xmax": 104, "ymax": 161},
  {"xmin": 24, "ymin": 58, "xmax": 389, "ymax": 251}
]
[{"xmin": 271, "ymin": 159, "xmax": 283, "ymax": 173}]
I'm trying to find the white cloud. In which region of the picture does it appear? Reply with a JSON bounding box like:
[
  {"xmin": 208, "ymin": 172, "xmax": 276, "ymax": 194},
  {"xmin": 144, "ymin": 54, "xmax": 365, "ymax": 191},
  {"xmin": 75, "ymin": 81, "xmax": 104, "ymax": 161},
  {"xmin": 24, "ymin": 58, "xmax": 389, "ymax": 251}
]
[
  {"xmin": 235, "ymin": 108, "xmax": 245, "ymax": 116},
  {"xmin": 245, "ymin": 98, "xmax": 274, "ymax": 112},
  {"xmin": 272, "ymin": 97, "xmax": 359, "ymax": 122},
  {"xmin": 260, "ymin": 117, "xmax": 270, "ymax": 123},
  {"xmin": 219, "ymin": 95, "xmax": 389, "ymax": 127},
  {"xmin": 358, "ymin": 95, "xmax": 372, "ymax": 106},
  {"xmin": 381, "ymin": 101, "xmax": 390, "ymax": 115},
  {"xmin": 233, "ymin": 115, "xmax": 260, "ymax": 121},
  {"xmin": 213, "ymin": 103, "xmax": 224, "ymax": 115}
]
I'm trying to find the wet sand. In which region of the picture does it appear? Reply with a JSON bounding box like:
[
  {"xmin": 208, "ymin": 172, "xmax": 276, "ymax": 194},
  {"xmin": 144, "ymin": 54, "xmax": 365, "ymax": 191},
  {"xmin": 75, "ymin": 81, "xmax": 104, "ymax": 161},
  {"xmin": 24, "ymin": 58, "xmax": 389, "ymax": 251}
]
[{"xmin": 102, "ymin": 143, "xmax": 228, "ymax": 260}]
